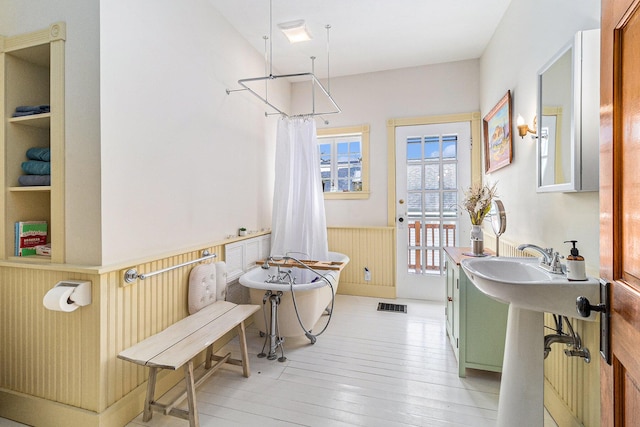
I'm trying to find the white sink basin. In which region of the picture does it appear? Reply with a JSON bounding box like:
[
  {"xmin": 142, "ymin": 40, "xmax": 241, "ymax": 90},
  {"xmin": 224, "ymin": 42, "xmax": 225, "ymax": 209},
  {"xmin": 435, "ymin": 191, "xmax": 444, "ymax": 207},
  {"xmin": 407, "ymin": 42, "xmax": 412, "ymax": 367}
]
[
  {"xmin": 461, "ymin": 256, "xmax": 599, "ymax": 320},
  {"xmin": 460, "ymin": 256, "xmax": 601, "ymax": 426}
]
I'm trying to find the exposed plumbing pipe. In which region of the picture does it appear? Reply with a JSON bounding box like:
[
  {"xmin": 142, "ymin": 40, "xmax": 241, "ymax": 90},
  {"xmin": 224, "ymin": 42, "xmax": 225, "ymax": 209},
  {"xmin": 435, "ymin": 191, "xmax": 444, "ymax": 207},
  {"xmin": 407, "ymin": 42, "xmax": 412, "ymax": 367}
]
[{"xmin": 544, "ymin": 315, "xmax": 591, "ymax": 362}]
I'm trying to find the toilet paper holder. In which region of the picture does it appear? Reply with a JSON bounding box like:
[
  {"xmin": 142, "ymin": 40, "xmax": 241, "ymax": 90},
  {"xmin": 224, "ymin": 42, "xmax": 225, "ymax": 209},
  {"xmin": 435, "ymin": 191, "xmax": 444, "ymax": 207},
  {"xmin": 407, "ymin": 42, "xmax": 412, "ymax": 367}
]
[{"xmin": 45, "ymin": 280, "xmax": 92, "ymax": 309}]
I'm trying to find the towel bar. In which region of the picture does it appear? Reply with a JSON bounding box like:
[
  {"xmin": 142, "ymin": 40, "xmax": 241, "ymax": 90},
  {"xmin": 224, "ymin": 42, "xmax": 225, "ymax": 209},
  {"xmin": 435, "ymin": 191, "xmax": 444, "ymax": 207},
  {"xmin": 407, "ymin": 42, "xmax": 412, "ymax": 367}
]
[{"xmin": 124, "ymin": 250, "xmax": 217, "ymax": 284}]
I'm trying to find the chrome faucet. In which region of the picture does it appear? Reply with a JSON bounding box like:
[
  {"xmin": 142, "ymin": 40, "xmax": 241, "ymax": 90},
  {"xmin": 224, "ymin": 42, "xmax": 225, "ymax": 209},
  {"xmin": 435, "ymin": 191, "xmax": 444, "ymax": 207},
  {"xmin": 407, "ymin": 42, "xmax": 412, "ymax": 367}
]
[
  {"xmin": 261, "ymin": 256, "xmax": 298, "ymax": 284},
  {"xmin": 517, "ymin": 243, "xmax": 553, "ymax": 263},
  {"xmin": 517, "ymin": 243, "xmax": 565, "ymax": 274},
  {"xmin": 261, "ymin": 256, "xmax": 283, "ymax": 270}
]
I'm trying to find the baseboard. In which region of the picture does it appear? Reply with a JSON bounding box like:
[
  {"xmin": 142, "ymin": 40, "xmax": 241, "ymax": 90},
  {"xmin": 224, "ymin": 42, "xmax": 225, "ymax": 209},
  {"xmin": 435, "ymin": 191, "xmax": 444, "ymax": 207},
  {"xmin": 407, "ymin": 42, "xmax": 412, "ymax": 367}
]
[
  {"xmin": 0, "ymin": 388, "xmax": 98, "ymax": 427},
  {"xmin": 337, "ymin": 281, "xmax": 396, "ymax": 298},
  {"xmin": 0, "ymin": 367, "xmax": 184, "ymax": 427},
  {"xmin": 99, "ymin": 368, "xmax": 187, "ymax": 427},
  {"xmin": 0, "ymin": 322, "xmax": 251, "ymax": 427}
]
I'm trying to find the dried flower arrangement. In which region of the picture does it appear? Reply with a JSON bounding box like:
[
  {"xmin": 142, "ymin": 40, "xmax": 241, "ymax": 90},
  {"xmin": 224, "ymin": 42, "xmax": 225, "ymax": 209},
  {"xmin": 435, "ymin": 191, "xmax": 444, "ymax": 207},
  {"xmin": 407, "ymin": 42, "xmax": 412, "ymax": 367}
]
[{"xmin": 463, "ymin": 182, "xmax": 498, "ymax": 225}]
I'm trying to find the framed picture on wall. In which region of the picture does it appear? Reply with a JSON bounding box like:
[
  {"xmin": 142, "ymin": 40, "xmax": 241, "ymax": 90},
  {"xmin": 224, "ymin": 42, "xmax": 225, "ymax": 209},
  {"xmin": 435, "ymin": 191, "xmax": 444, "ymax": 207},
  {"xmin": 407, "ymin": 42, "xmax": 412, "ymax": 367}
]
[{"xmin": 483, "ymin": 90, "xmax": 513, "ymax": 173}]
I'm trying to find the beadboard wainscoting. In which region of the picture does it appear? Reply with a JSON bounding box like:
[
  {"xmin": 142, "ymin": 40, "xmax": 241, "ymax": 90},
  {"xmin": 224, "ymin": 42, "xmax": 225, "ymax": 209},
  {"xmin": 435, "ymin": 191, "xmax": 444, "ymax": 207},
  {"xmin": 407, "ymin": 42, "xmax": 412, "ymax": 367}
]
[
  {"xmin": 0, "ymin": 237, "xmax": 256, "ymax": 427},
  {"xmin": 327, "ymin": 226, "xmax": 396, "ymax": 299},
  {"xmin": 0, "ymin": 228, "xmax": 599, "ymax": 427},
  {"xmin": 484, "ymin": 233, "xmax": 600, "ymax": 427},
  {"xmin": 0, "ymin": 228, "xmax": 397, "ymax": 425},
  {"xmin": 0, "ymin": 266, "xmax": 98, "ymax": 412}
]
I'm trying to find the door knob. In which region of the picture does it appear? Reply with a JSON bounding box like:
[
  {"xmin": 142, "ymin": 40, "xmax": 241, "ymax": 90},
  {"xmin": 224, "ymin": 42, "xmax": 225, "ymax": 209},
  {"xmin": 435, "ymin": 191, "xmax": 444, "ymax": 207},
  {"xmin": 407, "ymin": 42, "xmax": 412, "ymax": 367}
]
[
  {"xmin": 576, "ymin": 279, "xmax": 611, "ymax": 365},
  {"xmin": 576, "ymin": 296, "xmax": 606, "ymax": 317}
]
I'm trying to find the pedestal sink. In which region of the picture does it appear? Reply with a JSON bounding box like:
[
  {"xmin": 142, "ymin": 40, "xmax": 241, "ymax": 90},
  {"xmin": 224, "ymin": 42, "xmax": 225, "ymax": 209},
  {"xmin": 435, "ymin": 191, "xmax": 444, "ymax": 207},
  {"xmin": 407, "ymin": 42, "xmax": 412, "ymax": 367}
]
[{"xmin": 461, "ymin": 256, "xmax": 599, "ymax": 427}]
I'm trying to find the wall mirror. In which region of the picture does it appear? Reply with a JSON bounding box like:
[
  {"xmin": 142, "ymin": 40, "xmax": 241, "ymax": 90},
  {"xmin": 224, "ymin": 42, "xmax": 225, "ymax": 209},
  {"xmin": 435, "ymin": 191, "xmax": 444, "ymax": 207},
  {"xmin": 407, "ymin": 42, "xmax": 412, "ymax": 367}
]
[{"xmin": 536, "ymin": 29, "xmax": 600, "ymax": 193}]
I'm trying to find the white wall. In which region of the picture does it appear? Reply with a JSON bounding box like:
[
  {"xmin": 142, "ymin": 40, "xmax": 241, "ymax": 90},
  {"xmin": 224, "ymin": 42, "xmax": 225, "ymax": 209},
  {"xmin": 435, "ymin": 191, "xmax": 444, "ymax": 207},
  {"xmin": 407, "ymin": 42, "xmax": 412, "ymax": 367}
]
[
  {"xmin": 2, "ymin": 0, "xmax": 287, "ymax": 265},
  {"xmin": 99, "ymin": 0, "xmax": 288, "ymax": 265},
  {"xmin": 1, "ymin": 0, "xmax": 102, "ymax": 265},
  {"xmin": 480, "ymin": 0, "xmax": 601, "ymax": 272},
  {"xmin": 292, "ymin": 60, "xmax": 480, "ymax": 226},
  {"xmin": 2, "ymin": 0, "xmax": 600, "ymax": 268},
  {"xmin": 290, "ymin": 0, "xmax": 600, "ymax": 274}
]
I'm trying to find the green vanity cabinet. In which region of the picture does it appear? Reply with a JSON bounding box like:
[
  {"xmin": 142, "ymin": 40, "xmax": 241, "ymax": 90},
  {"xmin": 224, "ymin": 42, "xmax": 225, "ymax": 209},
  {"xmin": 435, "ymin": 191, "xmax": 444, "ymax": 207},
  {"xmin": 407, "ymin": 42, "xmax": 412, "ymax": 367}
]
[{"xmin": 444, "ymin": 247, "xmax": 509, "ymax": 377}]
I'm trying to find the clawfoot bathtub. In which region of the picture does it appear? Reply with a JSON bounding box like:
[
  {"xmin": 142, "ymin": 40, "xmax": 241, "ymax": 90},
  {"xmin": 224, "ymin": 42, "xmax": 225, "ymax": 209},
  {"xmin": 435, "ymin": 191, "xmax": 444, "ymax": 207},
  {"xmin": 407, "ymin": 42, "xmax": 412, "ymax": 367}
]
[{"xmin": 239, "ymin": 252, "xmax": 349, "ymax": 338}]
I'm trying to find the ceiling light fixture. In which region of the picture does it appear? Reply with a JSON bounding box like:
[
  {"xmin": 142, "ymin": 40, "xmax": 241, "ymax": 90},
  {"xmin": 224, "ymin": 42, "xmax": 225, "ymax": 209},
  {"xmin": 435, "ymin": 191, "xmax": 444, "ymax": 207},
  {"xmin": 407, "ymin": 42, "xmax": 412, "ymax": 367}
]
[
  {"xmin": 226, "ymin": 0, "xmax": 340, "ymax": 120},
  {"xmin": 278, "ymin": 20, "xmax": 312, "ymax": 43}
]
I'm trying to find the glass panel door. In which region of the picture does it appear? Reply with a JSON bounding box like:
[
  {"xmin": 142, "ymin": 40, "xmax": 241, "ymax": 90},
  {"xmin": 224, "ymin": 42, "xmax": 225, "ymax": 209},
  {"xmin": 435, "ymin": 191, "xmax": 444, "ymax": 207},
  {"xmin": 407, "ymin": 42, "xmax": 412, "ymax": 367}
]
[{"xmin": 396, "ymin": 122, "xmax": 470, "ymax": 300}]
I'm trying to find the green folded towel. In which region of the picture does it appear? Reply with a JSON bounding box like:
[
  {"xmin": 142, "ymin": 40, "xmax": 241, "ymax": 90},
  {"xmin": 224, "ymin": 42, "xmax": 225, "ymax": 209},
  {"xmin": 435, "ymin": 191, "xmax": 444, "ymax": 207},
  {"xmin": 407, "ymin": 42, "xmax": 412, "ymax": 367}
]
[
  {"xmin": 26, "ymin": 147, "xmax": 50, "ymax": 162},
  {"xmin": 22, "ymin": 161, "xmax": 50, "ymax": 175}
]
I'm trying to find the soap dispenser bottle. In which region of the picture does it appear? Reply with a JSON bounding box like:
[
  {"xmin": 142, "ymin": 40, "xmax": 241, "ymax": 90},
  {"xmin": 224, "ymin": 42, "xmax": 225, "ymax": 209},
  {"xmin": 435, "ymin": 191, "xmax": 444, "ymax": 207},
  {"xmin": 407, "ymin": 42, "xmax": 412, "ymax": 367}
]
[{"xmin": 564, "ymin": 240, "xmax": 587, "ymax": 281}]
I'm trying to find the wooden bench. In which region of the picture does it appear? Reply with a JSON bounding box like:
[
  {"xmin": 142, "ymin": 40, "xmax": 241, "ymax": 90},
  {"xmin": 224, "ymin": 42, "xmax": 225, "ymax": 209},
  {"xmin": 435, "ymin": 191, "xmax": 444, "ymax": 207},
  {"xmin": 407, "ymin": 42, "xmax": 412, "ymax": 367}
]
[{"xmin": 118, "ymin": 300, "xmax": 259, "ymax": 427}]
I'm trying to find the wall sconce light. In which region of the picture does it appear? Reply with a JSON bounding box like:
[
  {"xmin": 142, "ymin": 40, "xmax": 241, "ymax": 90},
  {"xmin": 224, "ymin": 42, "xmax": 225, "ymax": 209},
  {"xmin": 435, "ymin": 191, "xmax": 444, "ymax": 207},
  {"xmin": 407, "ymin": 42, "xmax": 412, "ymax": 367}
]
[{"xmin": 517, "ymin": 115, "xmax": 537, "ymax": 139}]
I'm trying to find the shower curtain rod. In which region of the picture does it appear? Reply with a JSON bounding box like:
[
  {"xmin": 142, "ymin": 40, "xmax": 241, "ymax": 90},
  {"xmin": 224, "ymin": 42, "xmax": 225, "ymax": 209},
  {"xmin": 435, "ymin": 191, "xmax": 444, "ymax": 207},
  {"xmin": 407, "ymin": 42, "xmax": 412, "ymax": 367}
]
[
  {"xmin": 225, "ymin": 1, "xmax": 339, "ymax": 119},
  {"xmin": 227, "ymin": 71, "xmax": 341, "ymax": 118}
]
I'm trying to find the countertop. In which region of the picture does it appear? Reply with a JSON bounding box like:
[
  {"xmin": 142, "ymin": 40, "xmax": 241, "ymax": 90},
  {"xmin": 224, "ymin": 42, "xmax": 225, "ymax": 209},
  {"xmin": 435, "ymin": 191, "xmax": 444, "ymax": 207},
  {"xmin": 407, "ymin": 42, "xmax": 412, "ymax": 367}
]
[{"xmin": 444, "ymin": 246, "xmax": 495, "ymax": 265}]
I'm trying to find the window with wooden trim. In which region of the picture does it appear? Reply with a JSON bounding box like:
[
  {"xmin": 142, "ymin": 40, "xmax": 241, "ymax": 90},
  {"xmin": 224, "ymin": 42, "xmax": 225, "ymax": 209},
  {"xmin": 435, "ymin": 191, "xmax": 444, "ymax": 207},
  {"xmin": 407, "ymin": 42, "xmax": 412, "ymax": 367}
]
[{"xmin": 317, "ymin": 125, "xmax": 370, "ymax": 200}]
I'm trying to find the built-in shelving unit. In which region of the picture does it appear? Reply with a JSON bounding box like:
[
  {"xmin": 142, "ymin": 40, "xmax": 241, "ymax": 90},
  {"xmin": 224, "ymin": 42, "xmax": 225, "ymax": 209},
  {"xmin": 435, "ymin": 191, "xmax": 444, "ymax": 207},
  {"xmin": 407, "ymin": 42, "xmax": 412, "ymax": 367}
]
[{"xmin": 1, "ymin": 23, "xmax": 66, "ymax": 263}]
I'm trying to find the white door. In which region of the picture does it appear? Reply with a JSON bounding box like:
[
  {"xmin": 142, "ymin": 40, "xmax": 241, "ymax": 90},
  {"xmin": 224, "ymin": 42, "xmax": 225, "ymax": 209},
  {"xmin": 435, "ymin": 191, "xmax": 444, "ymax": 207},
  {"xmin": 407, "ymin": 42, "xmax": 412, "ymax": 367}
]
[{"xmin": 395, "ymin": 122, "xmax": 471, "ymax": 300}]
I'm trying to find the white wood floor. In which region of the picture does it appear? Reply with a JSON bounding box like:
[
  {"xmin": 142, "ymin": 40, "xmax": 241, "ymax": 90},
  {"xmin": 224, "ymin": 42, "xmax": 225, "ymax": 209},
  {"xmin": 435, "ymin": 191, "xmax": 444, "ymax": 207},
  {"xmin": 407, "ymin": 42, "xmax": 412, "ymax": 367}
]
[
  {"xmin": 0, "ymin": 295, "xmax": 558, "ymax": 426},
  {"xmin": 125, "ymin": 294, "xmax": 557, "ymax": 427}
]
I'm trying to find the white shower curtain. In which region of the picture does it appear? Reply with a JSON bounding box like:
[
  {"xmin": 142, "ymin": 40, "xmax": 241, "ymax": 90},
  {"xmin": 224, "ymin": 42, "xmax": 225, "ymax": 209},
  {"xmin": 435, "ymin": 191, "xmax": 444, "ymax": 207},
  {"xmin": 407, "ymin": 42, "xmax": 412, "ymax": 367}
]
[{"xmin": 271, "ymin": 117, "xmax": 329, "ymax": 260}]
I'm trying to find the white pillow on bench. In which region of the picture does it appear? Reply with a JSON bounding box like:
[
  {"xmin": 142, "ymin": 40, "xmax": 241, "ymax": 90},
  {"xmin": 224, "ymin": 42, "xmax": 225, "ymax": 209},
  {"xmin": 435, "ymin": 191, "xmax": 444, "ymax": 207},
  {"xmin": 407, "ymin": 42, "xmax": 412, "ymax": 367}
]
[{"xmin": 188, "ymin": 261, "xmax": 227, "ymax": 314}]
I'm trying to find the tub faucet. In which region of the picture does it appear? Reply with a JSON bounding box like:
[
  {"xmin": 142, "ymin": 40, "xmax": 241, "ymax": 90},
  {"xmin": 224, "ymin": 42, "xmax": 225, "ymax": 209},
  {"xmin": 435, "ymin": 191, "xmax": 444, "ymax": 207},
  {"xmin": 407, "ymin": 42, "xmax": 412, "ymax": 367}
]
[
  {"xmin": 261, "ymin": 256, "xmax": 283, "ymax": 269},
  {"xmin": 517, "ymin": 243, "xmax": 564, "ymax": 274}
]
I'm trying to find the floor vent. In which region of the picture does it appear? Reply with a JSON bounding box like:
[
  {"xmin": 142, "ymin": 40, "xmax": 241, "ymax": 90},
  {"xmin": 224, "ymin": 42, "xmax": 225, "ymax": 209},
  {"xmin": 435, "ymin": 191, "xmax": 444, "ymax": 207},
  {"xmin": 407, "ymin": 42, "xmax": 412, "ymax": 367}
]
[{"xmin": 377, "ymin": 302, "xmax": 407, "ymax": 313}]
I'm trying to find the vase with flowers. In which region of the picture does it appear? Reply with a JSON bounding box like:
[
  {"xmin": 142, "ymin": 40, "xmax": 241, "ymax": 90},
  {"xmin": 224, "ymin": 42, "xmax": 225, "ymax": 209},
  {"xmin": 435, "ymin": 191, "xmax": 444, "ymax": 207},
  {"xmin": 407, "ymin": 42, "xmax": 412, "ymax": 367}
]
[{"xmin": 462, "ymin": 182, "xmax": 497, "ymax": 255}]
